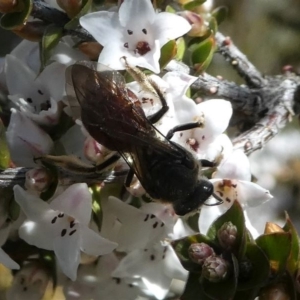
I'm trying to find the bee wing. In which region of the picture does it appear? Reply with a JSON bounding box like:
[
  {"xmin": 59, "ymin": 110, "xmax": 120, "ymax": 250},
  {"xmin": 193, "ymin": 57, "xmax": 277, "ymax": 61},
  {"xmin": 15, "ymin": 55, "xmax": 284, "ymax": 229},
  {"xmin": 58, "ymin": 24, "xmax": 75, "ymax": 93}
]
[
  {"xmin": 66, "ymin": 62, "xmax": 180, "ymax": 154},
  {"xmin": 65, "ymin": 61, "xmax": 125, "ymax": 120}
]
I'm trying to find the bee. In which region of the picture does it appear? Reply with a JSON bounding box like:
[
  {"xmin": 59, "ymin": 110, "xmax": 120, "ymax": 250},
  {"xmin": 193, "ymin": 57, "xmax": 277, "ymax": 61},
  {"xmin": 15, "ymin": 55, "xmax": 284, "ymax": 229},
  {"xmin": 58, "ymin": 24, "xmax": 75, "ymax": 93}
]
[{"xmin": 64, "ymin": 60, "xmax": 220, "ymax": 216}]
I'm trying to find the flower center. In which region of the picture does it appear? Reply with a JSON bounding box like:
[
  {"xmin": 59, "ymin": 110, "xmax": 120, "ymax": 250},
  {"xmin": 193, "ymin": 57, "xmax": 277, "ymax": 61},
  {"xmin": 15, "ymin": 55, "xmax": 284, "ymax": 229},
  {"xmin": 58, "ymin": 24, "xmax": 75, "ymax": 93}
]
[{"xmin": 135, "ymin": 41, "xmax": 151, "ymax": 56}]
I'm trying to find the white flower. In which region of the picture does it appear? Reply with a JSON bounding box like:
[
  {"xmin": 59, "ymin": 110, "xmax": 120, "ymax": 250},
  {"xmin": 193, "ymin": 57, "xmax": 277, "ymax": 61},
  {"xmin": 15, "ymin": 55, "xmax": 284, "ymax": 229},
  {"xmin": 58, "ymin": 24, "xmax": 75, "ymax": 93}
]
[
  {"xmin": 101, "ymin": 196, "xmax": 176, "ymax": 252},
  {"xmin": 127, "ymin": 71, "xmax": 232, "ymax": 162},
  {"xmin": 63, "ymin": 253, "xmax": 140, "ymax": 300},
  {"xmin": 14, "ymin": 184, "xmax": 117, "ymax": 280},
  {"xmin": 10, "ymin": 40, "xmax": 40, "ymax": 73},
  {"xmin": 6, "ymin": 110, "xmax": 53, "ymax": 167},
  {"xmin": 199, "ymin": 149, "xmax": 273, "ymax": 236},
  {"xmin": 80, "ymin": 0, "xmax": 191, "ymax": 73},
  {"xmin": 51, "ymin": 36, "xmax": 88, "ymax": 66},
  {"xmin": 5, "ymin": 55, "xmax": 66, "ymax": 125},
  {"xmin": 113, "ymin": 244, "xmax": 188, "ymax": 299},
  {"xmin": 6, "ymin": 263, "xmax": 50, "ymax": 300}
]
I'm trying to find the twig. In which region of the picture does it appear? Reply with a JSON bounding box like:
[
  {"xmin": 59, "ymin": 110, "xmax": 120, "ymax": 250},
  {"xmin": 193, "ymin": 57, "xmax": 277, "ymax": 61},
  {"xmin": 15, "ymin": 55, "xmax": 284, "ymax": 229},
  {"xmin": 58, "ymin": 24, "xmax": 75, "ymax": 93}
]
[
  {"xmin": 31, "ymin": 0, "xmax": 95, "ymax": 41},
  {"xmin": 215, "ymin": 32, "xmax": 267, "ymax": 88},
  {"xmin": 0, "ymin": 168, "xmax": 127, "ymax": 189}
]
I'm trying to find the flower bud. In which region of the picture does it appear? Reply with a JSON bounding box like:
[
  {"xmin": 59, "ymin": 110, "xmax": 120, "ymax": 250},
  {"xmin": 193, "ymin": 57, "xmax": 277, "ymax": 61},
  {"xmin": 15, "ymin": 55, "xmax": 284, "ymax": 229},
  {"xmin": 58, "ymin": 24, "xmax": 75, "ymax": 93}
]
[
  {"xmin": 217, "ymin": 221, "xmax": 237, "ymax": 250},
  {"xmin": 202, "ymin": 256, "xmax": 229, "ymax": 282},
  {"xmin": 84, "ymin": 137, "xmax": 110, "ymax": 164},
  {"xmin": 178, "ymin": 11, "xmax": 208, "ymax": 37},
  {"xmin": 259, "ymin": 283, "xmax": 291, "ymax": 300},
  {"xmin": 188, "ymin": 243, "xmax": 215, "ymax": 265},
  {"xmin": 25, "ymin": 168, "xmax": 51, "ymax": 194}
]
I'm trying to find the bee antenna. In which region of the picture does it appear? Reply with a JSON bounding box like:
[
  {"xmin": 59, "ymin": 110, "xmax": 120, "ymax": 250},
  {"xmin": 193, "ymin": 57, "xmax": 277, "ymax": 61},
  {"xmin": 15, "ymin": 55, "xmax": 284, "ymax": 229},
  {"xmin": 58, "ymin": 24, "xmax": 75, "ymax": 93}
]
[{"xmin": 204, "ymin": 192, "xmax": 224, "ymax": 206}]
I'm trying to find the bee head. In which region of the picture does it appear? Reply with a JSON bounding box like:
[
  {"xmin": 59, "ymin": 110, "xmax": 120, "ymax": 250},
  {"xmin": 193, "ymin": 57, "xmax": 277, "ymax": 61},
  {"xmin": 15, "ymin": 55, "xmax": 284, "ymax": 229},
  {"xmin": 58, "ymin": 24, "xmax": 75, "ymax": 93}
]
[{"xmin": 173, "ymin": 180, "xmax": 214, "ymax": 216}]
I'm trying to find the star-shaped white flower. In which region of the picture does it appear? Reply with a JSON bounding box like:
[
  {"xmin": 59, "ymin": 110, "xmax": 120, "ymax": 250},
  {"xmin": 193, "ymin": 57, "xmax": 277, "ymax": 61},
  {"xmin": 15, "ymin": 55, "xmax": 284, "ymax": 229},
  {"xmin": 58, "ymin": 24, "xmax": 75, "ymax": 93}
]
[
  {"xmin": 6, "ymin": 110, "xmax": 53, "ymax": 167},
  {"xmin": 6, "ymin": 263, "xmax": 50, "ymax": 300},
  {"xmin": 80, "ymin": 0, "xmax": 191, "ymax": 73},
  {"xmin": 127, "ymin": 71, "xmax": 233, "ymax": 162},
  {"xmin": 101, "ymin": 196, "xmax": 176, "ymax": 252},
  {"xmin": 5, "ymin": 55, "xmax": 66, "ymax": 125},
  {"xmin": 112, "ymin": 244, "xmax": 188, "ymax": 299},
  {"xmin": 14, "ymin": 184, "xmax": 117, "ymax": 280},
  {"xmin": 199, "ymin": 149, "xmax": 273, "ymax": 236}
]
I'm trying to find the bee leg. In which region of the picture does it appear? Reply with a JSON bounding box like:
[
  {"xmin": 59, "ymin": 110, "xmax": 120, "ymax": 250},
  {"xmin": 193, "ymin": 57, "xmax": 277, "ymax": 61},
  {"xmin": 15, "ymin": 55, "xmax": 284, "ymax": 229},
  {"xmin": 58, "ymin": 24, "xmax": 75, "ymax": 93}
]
[
  {"xmin": 124, "ymin": 168, "xmax": 135, "ymax": 187},
  {"xmin": 166, "ymin": 122, "xmax": 203, "ymax": 140},
  {"xmin": 94, "ymin": 153, "xmax": 121, "ymax": 173},
  {"xmin": 199, "ymin": 159, "xmax": 216, "ymax": 168},
  {"xmin": 147, "ymin": 106, "xmax": 169, "ymax": 124}
]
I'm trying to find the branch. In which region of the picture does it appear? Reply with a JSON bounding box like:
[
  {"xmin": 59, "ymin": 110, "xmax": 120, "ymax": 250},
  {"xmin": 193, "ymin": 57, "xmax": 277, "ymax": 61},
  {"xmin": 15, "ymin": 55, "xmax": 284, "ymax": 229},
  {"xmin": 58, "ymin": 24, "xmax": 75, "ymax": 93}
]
[
  {"xmin": 215, "ymin": 32, "xmax": 267, "ymax": 88},
  {"xmin": 0, "ymin": 167, "xmax": 127, "ymax": 189},
  {"xmin": 31, "ymin": 0, "xmax": 94, "ymax": 41}
]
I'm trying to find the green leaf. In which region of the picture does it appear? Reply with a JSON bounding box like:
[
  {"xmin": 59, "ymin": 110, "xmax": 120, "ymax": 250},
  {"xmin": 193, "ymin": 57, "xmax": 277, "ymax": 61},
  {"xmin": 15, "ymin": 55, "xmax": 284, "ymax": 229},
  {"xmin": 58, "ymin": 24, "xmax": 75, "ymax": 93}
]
[
  {"xmin": 0, "ymin": 118, "xmax": 10, "ymax": 169},
  {"xmin": 181, "ymin": 273, "xmax": 212, "ymax": 300},
  {"xmin": 212, "ymin": 6, "xmax": 228, "ymax": 25},
  {"xmin": 190, "ymin": 34, "xmax": 216, "ymax": 74},
  {"xmin": 206, "ymin": 200, "xmax": 247, "ymax": 260},
  {"xmin": 208, "ymin": 16, "xmax": 218, "ymax": 34},
  {"xmin": 202, "ymin": 254, "xmax": 238, "ymax": 300},
  {"xmin": 184, "ymin": 0, "xmax": 207, "ymax": 11},
  {"xmin": 159, "ymin": 40, "xmax": 177, "ymax": 70},
  {"xmin": 0, "ymin": 0, "xmax": 32, "ymax": 29},
  {"xmin": 237, "ymin": 243, "xmax": 270, "ymax": 290},
  {"xmin": 283, "ymin": 212, "xmax": 300, "ymax": 274},
  {"xmin": 172, "ymin": 234, "xmax": 218, "ymax": 272},
  {"xmin": 40, "ymin": 24, "xmax": 63, "ymax": 68},
  {"xmin": 175, "ymin": 37, "xmax": 186, "ymax": 61},
  {"xmin": 64, "ymin": 0, "xmax": 92, "ymax": 30},
  {"xmin": 256, "ymin": 232, "xmax": 292, "ymax": 278}
]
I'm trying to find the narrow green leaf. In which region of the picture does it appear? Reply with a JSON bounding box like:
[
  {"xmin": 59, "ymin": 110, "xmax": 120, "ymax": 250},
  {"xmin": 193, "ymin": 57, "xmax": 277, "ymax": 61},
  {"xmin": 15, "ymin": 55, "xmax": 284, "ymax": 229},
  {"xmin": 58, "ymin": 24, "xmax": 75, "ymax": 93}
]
[
  {"xmin": 206, "ymin": 200, "xmax": 247, "ymax": 260},
  {"xmin": 0, "ymin": 118, "xmax": 10, "ymax": 169},
  {"xmin": 40, "ymin": 24, "xmax": 63, "ymax": 68},
  {"xmin": 283, "ymin": 212, "xmax": 300, "ymax": 274},
  {"xmin": 256, "ymin": 232, "xmax": 292, "ymax": 278},
  {"xmin": 237, "ymin": 243, "xmax": 270, "ymax": 290},
  {"xmin": 175, "ymin": 37, "xmax": 186, "ymax": 61},
  {"xmin": 64, "ymin": 0, "xmax": 92, "ymax": 30},
  {"xmin": 190, "ymin": 35, "xmax": 216, "ymax": 74},
  {"xmin": 184, "ymin": 0, "xmax": 207, "ymax": 11},
  {"xmin": 0, "ymin": 0, "xmax": 32, "ymax": 29},
  {"xmin": 159, "ymin": 40, "xmax": 177, "ymax": 69},
  {"xmin": 212, "ymin": 6, "xmax": 228, "ymax": 25}
]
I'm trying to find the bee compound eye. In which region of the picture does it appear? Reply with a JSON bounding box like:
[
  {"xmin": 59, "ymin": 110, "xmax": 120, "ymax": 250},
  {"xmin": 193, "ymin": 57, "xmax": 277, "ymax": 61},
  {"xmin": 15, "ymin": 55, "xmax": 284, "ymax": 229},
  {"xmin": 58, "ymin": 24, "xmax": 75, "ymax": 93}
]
[{"xmin": 172, "ymin": 180, "xmax": 214, "ymax": 216}]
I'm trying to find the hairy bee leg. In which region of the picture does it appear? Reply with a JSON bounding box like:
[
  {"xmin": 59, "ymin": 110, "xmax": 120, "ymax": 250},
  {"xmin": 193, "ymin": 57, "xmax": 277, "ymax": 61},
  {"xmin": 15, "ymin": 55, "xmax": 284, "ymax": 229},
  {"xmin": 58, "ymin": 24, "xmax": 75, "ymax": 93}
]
[
  {"xmin": 166, "ymin": 122, "xmax": 203, "ymax": 140},
  {"xmin": 124, "ymin": 168, "xmax": 135, "ymax": 187},
  {"xmin": 94, "ymin": 153, "xmax": 121, "ymax": 173}
]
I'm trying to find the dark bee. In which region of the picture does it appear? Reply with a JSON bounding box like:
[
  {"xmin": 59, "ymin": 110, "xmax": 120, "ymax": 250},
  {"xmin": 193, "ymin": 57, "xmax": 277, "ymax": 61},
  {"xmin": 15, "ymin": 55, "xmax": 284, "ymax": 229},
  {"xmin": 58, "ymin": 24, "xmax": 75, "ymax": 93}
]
[{"xmin": 65, "ymin": 61, "xmax": 218, "ymax": 216}]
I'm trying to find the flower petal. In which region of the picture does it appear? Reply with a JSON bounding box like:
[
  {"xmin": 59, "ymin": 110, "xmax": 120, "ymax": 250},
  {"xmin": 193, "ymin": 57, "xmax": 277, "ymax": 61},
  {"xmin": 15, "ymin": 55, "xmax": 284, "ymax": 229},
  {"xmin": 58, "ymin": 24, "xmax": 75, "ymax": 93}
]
[
  {"xmin": 54, "ymin": 231, "xmax": 81, "ymax": 281},
  {"xmin": 6, "ymin": 110, "xmax": 53, "ymax": 167},
  {"xmin": 79, "ymin": 225, "xmax": 117, "ymax": 256},
  {"xmin": 119, "ymin": 0, "xmax": 155, "ymax": 28},
  {"xmin": 5, "ymin": 55, "xmax": 36, "ymax": 96},
  {"xmin": 214, "ymin": 149, "xmax": 251, "ymax": 181},
  {"xmin": 152, "ymin": 12, "xmax": 191, "ymax": 46},
  {"xmin": 80, "ymin": 11, "xmax": 121, "ymax": 46},
  {"xmin": 0, "ymin": 248, "xmax": 19, "ymax": 270},
  {"xmin": 210, "ymin": 179, "xmax": 273, "ymax": 208},
  {"xmin": 50, "ymin": 183, "xmax": 92, "ymax": 225}
]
